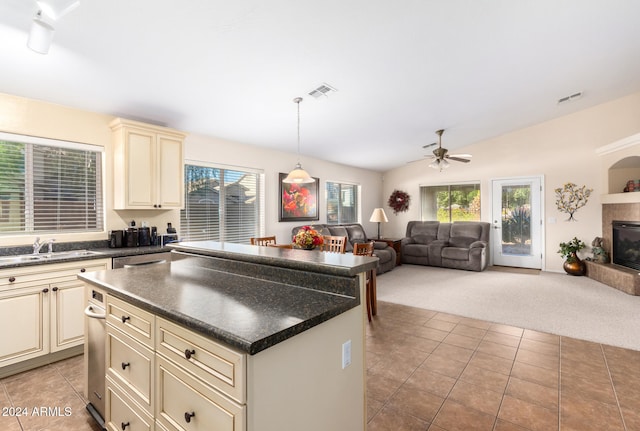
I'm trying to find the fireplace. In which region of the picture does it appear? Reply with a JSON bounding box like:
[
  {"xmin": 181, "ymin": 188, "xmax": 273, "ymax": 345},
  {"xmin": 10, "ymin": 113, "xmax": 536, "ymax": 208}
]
[{"xmin": 612, "ymin": 221, "xmax": 640, "ymax": 271}]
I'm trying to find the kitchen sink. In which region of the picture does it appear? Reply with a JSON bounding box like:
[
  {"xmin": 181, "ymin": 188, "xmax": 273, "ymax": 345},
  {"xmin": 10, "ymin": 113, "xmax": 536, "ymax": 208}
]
[
  {"xmin": 40, "ymin": 250, "xmax": 103, "ymax": 259},
  {"xmin": 0, "ymin": 250, "xmax": 104, "ymax": 265},
  {"xmin": 0, "ymin": 255, "xmax": 45, "ymax": 264}
]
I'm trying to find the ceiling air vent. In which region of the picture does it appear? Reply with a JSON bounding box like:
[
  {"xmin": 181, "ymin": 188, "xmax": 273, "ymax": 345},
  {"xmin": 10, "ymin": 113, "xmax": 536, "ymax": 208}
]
[
  {"xmin": 308, "ymin": 83, "xmax": 338, "ymax": 99},
  {"xmin": 557, "ymin": 91, "xmax": 583, "ymax": 105}
]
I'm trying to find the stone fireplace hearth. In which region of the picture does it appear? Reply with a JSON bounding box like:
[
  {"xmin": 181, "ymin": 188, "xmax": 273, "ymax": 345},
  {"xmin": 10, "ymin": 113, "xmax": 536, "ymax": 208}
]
[{"xmin": 584, "ymin": 202, "xmax": 640, "ymax": 295}]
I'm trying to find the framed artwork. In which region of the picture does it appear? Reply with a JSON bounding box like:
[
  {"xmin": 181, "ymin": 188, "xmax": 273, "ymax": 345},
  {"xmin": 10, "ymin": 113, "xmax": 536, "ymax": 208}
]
[{"xmin": 279, "ymin": 173, "xmax": 320, "ymax": 222}]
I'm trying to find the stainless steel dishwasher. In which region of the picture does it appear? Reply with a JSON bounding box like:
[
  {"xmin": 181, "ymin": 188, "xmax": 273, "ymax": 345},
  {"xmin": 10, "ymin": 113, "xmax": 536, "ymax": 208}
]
[{"xmin": 84, "ymin": 288, "xmax": 106, "ymax": 430}]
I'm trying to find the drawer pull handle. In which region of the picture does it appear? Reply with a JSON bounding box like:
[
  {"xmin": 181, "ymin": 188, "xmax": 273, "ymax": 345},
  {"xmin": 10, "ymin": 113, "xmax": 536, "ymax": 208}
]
[
  {"xmin": 184, "ymin": 349, "xmax": 195, "ymax": 360},
  {"xmin": 121, "ymin": 422, "xmax": 130, "ymax": 430},
  {"xmin": 184, "ymin": 411, "xmax": 195, "ymax": 423},
  {"xmin": 121, "ymin": 315, "xmax": 130, "ymax": 324},
  {"xmin": 8, "ymin": 277, "xmax": 15, "ymax": 283},
  {"xmin": 121, "ymin": 362, "xmax": 130, "ymax": 370}
]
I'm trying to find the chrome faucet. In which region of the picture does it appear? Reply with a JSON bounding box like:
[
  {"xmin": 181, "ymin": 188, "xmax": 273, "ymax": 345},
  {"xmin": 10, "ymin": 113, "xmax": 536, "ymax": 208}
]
[{"xmin": 32, "ymin": 238, "xmax": 55, "ymax": 254}]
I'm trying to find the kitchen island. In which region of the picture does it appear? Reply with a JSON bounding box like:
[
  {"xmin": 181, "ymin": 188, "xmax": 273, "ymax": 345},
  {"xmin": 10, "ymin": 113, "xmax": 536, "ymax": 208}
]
[{"xmin": 79, "ymin": 241, "xmax": 377, "ymax": 431}]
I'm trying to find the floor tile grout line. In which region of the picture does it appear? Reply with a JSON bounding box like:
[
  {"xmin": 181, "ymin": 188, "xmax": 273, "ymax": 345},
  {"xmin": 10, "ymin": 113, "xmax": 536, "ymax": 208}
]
[{"xmin": 600, "ymin": 343, "xmax": 628, "ymax": 431}]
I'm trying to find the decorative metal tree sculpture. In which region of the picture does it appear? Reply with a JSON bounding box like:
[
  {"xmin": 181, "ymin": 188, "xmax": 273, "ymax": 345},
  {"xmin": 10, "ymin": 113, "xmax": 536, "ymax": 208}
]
[{"xmin": 554, "ymin": 182, "xmax": 593, "ymax": 222}]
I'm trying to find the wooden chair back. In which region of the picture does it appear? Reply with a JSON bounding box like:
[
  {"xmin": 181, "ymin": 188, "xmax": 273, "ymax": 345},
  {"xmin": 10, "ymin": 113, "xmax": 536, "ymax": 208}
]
[
  {"xmin": 353, "ymin": 241, "xmax": 374, "ymax": 257},
  {"xmin": 250, "ymin": 236, "xmax": 277, "ymax": 246},
  {"xmin": 322, "ymin": 235, "xmax": 347, "ymax": 253},
  {"xmin": 267, "ymin": 243, "xmax": 293, "ymax": 249}
]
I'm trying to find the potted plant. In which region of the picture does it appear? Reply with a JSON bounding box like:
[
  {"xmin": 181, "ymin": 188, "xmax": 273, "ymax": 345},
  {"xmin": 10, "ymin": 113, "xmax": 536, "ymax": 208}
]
[{"xmin": 558, "ymin": 237, "xmax": 586, "ymax": 275}]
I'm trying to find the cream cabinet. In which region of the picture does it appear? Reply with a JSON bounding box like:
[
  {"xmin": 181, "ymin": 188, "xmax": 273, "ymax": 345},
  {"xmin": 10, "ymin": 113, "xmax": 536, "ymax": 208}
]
[
  {"xmin": 110, "ymin": 118, "xmax": 186, "ymax": 210},
  {"xmin": 0, "ymin": 259, "xmax": 111, "ymax": 370},
  {"xmin": 105, "ymin": 296, "xmax": 156, "ymax": 430}
]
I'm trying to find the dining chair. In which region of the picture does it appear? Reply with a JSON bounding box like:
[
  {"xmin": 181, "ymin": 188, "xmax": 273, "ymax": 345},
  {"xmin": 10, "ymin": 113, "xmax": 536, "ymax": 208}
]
[
  {"xmin": 322, "ymin": 235, "xmax": 347, "ymax": 253},
  {"xmin": 250, "ymin": 236, "xmax": 277, "ymax": 246},
  {"xmin": 267, "ymin": 243, "xmax": 293, "ymax": 249},
  {"xmin": 353, "ymin": 242, "xmax": 376, "ymax": 321}
]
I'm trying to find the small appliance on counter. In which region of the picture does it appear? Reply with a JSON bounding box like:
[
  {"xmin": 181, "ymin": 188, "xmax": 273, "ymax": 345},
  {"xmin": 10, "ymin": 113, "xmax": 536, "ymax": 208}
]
[
  {"xmin": 161, "ymin": 222, "xmax": 178, "ymax": 246},
  {"xmin": 108, "ymin": 230, "xmax": 124, "ymax": 248}
]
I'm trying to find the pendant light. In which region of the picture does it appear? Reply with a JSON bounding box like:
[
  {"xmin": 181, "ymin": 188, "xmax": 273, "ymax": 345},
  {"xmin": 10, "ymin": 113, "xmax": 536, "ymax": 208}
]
[{"xmin": 283, "ymin": 97, "xmax": 314, "ymax": 184}]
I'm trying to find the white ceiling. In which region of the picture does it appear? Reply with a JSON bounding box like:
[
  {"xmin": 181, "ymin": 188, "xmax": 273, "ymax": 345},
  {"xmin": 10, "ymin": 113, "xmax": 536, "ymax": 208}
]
[{"xmin": 2, "ymin": 1, "xmax": 640, "ymax": 172}]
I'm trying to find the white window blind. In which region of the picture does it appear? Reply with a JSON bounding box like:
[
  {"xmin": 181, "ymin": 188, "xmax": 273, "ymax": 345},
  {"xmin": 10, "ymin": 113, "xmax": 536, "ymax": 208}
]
[
  {"xmin": 0, "ymin": 134, "xmax": 103, "ymax": 234},
  {"xmin": 181, "ymin": 163, "xmax": 264, "ymax": 243},
  {"xmin": 326, "ymin": 181, "xmax": 359, "ymax": 224}
]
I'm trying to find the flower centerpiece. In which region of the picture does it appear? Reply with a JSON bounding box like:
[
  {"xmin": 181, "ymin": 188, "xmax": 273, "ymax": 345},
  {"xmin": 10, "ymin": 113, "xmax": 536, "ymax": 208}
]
[
  {"xmin": 293, "ymin": 226, "xmax": 324, "ymax": 250},
  {"xmin": 558, "ymin": 236, "xmax": 586, "ymax": 275}
]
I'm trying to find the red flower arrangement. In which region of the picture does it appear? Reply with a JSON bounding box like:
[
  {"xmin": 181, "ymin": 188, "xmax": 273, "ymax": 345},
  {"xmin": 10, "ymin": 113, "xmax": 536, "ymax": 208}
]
[{"xmin": 293, "ymin": 226, "xmax": 324, "ymax": 249}]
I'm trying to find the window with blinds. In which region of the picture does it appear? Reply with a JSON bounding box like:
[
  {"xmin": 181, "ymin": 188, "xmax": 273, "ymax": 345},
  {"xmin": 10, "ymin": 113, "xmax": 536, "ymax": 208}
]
[
  {"xmin": 180, "ymin": 163, "xmax": 264, "ymax": 243},
  {"xmin": 0, "ymin": 133, "xmax": 103, "ymax": 234},
  {"xmin": 420, "ymin": 183, "xmax": 480, "ymax": 222},
  {"xmin": 326, "ymin": 182, "xmax": 359, "ymax": 224}
]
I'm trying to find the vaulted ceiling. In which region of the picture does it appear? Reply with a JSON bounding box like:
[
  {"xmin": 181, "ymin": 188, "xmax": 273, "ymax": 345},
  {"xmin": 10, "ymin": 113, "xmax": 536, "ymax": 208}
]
[{"xmin": 2, "ymin": 1, "xmax": 640, "ymax": 171}]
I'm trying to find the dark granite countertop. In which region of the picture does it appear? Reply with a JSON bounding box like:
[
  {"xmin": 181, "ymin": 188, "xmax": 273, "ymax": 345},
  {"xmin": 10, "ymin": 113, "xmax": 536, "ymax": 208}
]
[
  {"xmin": 80, "ymin": 255, "xmax": 361, "ymax": 355},
  {"xmin": 0, "ymin": 245, "xmax": 171, "ymax": 269},
  {"xmin": 169, "ymin": 241, "xmax": 378, "ymax": 277}
]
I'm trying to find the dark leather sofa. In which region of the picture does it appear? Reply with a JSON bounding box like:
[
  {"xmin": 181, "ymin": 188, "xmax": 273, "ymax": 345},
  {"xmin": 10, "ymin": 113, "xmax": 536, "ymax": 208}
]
[
  {"xmin": 291, "ymin": 223, "xmax": 397, "ymax": 274},
  {"xmin": 401, "ymin": 221, "xmax": 490, "ymax": 271}
]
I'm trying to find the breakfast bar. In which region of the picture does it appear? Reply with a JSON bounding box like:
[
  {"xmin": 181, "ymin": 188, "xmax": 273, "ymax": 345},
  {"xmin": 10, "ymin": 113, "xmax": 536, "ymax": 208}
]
[{"xmin": 79, "ymin": 241, "xmax": 377, "ymax": 431}]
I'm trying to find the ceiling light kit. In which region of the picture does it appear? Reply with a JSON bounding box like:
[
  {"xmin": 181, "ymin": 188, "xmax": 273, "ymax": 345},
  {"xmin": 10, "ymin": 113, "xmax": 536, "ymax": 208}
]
[
  {"xmin": 27, "ymin": 0, "xmax": 80, "ymax": 54},
  {"xmin": 282, "ymin": 97, "xmax": 315, "ymax": 184},
  {"xmin": 425, "ymin": 129, "xmax": 472, "ymax": 171}
]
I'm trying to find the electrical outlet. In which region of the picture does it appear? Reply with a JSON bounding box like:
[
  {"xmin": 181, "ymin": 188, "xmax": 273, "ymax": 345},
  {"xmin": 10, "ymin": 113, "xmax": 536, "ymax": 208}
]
[{"xmin": 342, "ymin": 340, "xmax": 352, "ymax": 369}]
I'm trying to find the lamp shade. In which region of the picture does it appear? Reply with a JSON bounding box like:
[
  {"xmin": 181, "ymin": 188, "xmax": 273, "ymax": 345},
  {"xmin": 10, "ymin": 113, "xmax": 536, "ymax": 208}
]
[
  {"xmin": 27, "ymin": 17, "xmax": 55, "ymax": 54},
  {"xmin": 282, "ymin": 163, "xmax": 314, "ymax": 184},
  {"xmin": 369, "ymin": 208, "xmax": 389, "ymax": 223}
]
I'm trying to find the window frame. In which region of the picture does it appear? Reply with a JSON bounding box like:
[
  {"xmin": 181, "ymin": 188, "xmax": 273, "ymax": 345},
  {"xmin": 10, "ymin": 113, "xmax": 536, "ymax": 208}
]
[
  {"xmin": 420, "ymin": 181, "xmax": 481, "ymax": 222},
  {"xmin": 180, "ymin": 160, "xmax": 265, "ymax": 244},
  {"xmin": 325, "ymin": 181, "xmax": 360, "ymax": 225},
  {"xmin": 0, "ymin": 131, "xmax": 105, "ymax": 236}
]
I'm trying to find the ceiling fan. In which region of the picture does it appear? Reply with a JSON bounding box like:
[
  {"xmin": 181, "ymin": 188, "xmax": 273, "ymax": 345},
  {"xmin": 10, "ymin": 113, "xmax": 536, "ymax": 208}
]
[{"xmin": 422, "ymin": 129, "xmax": 472, "ymax": 170}]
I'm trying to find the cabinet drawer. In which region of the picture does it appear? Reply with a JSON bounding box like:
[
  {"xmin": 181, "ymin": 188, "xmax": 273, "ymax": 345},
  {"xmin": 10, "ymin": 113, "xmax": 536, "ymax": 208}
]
[
  {"xmin": 105, "ymin": 376, "xmax": 153, "ymax": 431},
  {"xmin": 106, "ymin": 328, "xmax": 154, "ymax": 413},
  {"xmin": 107, "ymin": 296, "xmax": 154, "ymax": 348},
  {"xmin": 0, "ymin": 259, "xmax": 110, "ymax": 288},
  {"xmin": 156, "ymin": 317, "xmax": 245, "ymax": 403},
  {"xmin": 156, "ymin": 355, "xmax": 245, "ymax": 431}
]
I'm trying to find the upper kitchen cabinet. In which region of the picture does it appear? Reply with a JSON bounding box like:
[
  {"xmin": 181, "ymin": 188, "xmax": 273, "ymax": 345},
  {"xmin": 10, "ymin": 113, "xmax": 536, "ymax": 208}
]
[{"xmin": 110, "ymin": 118, "xmax": 187, "ymax": 210}]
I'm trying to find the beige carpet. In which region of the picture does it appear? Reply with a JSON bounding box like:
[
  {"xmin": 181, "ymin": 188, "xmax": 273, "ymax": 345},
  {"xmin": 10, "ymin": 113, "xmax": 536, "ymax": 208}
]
[{"xmin": 376, "ymin": 264, "xmax": 640, "ymax": 351}]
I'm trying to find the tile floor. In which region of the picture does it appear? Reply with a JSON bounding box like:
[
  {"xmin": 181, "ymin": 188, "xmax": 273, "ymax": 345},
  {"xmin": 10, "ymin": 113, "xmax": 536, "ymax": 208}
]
[
  {"xmin": 1, "ymin": 301, "xmax": 639, "ymax": 431},
  {"xmin": 367, "ymin": 302, "xmax": 640, "ymax": 431},
  {"xmin": 0, "ymin": 355, "xmax": 100, "ymax": 431}
]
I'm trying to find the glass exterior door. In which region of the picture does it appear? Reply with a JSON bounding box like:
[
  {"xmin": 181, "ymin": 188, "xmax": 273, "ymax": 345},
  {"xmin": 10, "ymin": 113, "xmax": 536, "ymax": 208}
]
[{"xmin": 491, "ymin": 177, "xmax": 543, "ymax": 269}]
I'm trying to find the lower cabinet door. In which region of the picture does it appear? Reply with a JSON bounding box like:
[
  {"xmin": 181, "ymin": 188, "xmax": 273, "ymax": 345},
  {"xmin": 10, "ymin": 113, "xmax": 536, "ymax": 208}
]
[
  {"xmin": 105, "ymin": 376, "xmax": 153, "ymax": 431},
  {"xmin": 156, "ymin": 356, "xmax": 245, "ymax": 431},
  {"xmin": 50, "ymin": 280, "xmax": 85, "ymax": 352}
]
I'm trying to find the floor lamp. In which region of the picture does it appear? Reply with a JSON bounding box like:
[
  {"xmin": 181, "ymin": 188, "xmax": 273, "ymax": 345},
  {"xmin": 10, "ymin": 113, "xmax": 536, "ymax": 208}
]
[{"xmin": 369, "ymin": 208, "xmax": 389, "ymax": 240}]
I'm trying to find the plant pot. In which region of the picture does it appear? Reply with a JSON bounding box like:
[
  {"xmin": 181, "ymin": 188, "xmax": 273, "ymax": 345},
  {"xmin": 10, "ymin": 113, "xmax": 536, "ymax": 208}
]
[{"xmin": 563, "ymin": 252, "xmax": 586, "ymax": 276}]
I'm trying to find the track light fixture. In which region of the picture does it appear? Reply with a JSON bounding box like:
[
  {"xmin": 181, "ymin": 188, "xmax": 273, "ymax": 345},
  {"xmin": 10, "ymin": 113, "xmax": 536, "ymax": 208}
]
[{"xmin": 27, "ymin": 0, "xmax": 80, "ymax": 54}]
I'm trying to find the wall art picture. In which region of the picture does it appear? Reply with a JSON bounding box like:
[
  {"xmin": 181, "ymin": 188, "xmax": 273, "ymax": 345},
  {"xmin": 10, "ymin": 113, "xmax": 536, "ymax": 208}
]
[{"xmin": 279, "ymin": 173, "xmax": 320, "ymax": 222}]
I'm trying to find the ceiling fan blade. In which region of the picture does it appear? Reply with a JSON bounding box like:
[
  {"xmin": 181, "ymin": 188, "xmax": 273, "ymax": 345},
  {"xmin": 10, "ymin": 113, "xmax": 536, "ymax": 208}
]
[
  {"xmin": 449, "ymin": 154, "xmax": 472, "ymax": 158},
  {"xmin": 447, "ymin": 156, "xmax": 471, "ymax": 163},
  {"xmin": 422, "ymin": 142, "xmax": 437, "ymax": 149}
]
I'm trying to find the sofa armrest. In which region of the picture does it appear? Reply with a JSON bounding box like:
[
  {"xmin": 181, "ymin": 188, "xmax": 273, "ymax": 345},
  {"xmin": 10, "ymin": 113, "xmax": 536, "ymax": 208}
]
[
  {"xmin": 373, "ymin": 241, "xmax": 389, "ymax": 250},
  {"xmin": 401, "ymin": 237, "xmax": 415, "ymax": 245},
  {"xmin": 469, "ymin": 241, "xmax": 487, "ymax": 249}
]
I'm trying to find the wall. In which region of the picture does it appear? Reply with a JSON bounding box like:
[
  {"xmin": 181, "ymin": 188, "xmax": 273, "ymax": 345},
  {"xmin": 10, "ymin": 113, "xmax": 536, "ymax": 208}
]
[
  {"xmin": 382, "ymin": 91, "xmax": 640, "ymax": 272},
  {"xmin": 185, "ymin": 134, "xmax": 383, "ymax": 243},
  {"xmin": 0, "ymin": 92, "xmax": 384, "ymax": 247}
]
